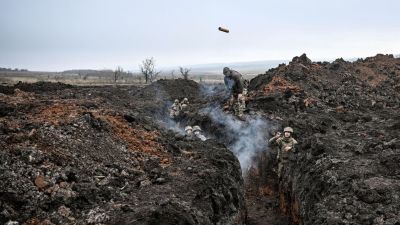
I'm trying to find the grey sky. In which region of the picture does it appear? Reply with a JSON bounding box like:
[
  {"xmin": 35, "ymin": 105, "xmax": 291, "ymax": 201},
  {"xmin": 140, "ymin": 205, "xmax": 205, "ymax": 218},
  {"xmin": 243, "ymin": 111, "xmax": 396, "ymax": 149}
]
[{"xmin": 0, "ymin": 0, "xmax": 399, "ymax": 71}]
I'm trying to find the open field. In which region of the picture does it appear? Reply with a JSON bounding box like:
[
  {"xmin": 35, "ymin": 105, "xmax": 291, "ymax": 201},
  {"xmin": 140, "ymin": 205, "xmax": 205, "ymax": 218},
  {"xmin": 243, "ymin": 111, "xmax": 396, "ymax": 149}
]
[{"xmin": 0, "ymin": 71, "xmax": 258, "ymax": 85}]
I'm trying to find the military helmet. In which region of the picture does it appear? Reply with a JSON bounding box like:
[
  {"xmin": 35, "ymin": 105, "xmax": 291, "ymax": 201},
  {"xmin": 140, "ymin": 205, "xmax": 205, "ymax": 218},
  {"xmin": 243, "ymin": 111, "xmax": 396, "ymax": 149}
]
[
  {"xmin": 183, "ymin": 98, "xmax": 188, "ymax": 102},
  {"xmin": 174, "ymin": 99, "xmax": 179, "ymax": 103},
  {"xmin": 283, "ymin": 127, "xmax": 294, "ymax": 133},
  {"xmin": 185, "ymin": 126, "xmax": 193, "ymax": 131},
  {"xmin": 192, "ymin": 125, "xmax": 201, "ymax": 132},
  {"xmin": 223, "ymin": 67, "xmax": 230, "ymax": 75}
]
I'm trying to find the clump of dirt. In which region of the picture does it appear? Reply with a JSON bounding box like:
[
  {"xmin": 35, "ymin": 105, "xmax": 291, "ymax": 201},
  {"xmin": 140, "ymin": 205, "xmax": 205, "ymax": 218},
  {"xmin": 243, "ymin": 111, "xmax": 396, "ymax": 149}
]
[{"xmin": 251, "ymin": 76, "xmax": 302, "ymax": 97}]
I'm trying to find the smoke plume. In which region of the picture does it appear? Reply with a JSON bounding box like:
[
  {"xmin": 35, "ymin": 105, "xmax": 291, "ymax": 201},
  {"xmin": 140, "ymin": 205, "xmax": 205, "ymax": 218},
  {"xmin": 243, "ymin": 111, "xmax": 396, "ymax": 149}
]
[{"xmin": 200, "ymin": 107, "xmax": 269, "ymax": 174}]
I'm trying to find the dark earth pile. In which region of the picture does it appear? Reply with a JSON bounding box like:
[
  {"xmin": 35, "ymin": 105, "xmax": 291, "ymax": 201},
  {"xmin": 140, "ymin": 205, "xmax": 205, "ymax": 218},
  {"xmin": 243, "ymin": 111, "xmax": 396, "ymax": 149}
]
[
  {"xmin": 0, "ymin": 80, "xmax": 245, "ymax": 225},
  {"xmin": 248, "ymin": 54, "xmax": 400, "ymax": 225},
  {"xmin": 1, "ymin": 53, "xmax": 400, "ymax": 225}
]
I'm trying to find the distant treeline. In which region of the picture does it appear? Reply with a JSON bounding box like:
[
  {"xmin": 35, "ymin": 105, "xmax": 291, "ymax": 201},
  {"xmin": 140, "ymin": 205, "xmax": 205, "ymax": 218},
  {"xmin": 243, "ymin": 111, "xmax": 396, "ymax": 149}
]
[
  {"xmin": 61, "ymin": 69, "xmax": 138, "ymax": 79},
  {"xmin": 0, "ymin": 67, "xmax": 28, "ymax": 72}
]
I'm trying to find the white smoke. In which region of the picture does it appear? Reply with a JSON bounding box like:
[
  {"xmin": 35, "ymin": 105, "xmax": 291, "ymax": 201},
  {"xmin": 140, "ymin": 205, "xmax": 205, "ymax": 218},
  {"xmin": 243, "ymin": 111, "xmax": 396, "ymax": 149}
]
[
  {"xmin": 157, "ymin": 99, "xmax": 186, "ymax": 135},
  {"xmin": 200, "ymin": 83, "xmax": 229, "ymax": 97},
  {"xmin": 162, "ymin": 116, "xmax": 186, "ymax": 135},
  {"xmin": 200, "ymin": 107, "xmax": 269, "ymax": 174}
]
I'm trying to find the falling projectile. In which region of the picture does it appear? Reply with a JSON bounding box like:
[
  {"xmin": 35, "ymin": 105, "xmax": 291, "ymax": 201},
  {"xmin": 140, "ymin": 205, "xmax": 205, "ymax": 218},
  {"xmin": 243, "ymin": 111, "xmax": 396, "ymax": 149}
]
[{"xmin": 218, "ymin": 27, "xmax": 229, "ymax": 33}]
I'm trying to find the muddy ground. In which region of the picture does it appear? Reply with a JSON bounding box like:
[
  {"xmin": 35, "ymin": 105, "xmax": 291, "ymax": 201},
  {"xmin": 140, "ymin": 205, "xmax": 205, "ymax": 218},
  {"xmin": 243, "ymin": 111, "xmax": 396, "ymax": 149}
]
[{"xmin": 1, "ymin": 54, "xmax": 400, "ymax": 225}]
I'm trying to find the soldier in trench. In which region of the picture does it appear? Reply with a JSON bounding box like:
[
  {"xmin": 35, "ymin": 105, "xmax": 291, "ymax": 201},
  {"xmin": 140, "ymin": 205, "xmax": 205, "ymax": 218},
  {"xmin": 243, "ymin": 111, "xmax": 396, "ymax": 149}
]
[
  {"xmin": 169, "ymin": 99, "xmax": 181, "ymax": 119},
  {"xmin": 268, "ymin": 127, "xmax": 298, "ymax": 179},
  {"xmin": 223, "ymin": 67, "xmax": 248, "ymax": 117},
  {"xmin": 180, "ymin": 98, "xmax": 190, "ymax": 113}
]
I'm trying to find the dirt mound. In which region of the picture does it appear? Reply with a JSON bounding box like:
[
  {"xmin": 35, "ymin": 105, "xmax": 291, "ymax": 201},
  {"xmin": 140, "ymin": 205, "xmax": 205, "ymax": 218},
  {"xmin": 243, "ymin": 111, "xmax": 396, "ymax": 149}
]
[
  {"xmin": 0, "ymin": 84, "xmax": 245, "ymax": 224},
  {"xmin": 0, "ymin": 85, "xmax": 15, "ymax": 95},
  {"xmin": 248, "ymin": 54, "xmax": 400, "ymax": 224},
  {"xmin": 135, "ymin": 79, "xmax": 201, "ymax": 101},
  {"xmin": 11, "ymin": 81, "xmax": 74, "ymax": 94}
]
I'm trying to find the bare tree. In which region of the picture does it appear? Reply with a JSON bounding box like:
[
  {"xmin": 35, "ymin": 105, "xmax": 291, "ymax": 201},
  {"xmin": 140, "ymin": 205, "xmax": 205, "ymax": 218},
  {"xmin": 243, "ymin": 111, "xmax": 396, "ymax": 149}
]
[
  {"xmin": 114, "ymin": 66, "xmax": 123, "ymax": 85},
  {"xmin": 139, "ymin": 57, "xmax": 161, "ymax": 83},
  {"xmin": 179, "ymin": 67, "xmax": 191, "ymax": 80}
]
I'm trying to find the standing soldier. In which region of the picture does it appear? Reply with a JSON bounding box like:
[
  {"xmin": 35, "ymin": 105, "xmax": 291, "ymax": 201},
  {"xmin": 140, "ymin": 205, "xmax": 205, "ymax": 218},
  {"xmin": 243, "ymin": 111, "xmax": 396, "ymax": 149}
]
[
  {"xmin": 269, "ymin": 127, "xmax": 298, "ymax": 178},
  {"xmin": 223, "ymin": 67, "xmax": 246, "ymax": 117}
]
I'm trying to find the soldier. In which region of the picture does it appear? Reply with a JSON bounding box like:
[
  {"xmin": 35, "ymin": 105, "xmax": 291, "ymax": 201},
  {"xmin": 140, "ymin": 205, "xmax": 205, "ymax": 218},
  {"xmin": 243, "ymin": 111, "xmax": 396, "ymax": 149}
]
[
  {"xmin": 223, "ymin": 67, "xmax": 246, "ymax": 117},
  {"xmin": 180, "ymin": 98, "xmax": 190, "ymax": 112},
  {"xmin": 185, "ymin": 126, "xmax": 193, "ymax": 136},
  {"xmin": 192, "ymin": 125, "xmax": 207, "ymax": 141},
  {"xmin": 169, "ymin": 99, "xmax": 181, "ymax": 119},
  {"xmin": 268, "ymin": 127, "xmax": 298, "ymax": 179}
]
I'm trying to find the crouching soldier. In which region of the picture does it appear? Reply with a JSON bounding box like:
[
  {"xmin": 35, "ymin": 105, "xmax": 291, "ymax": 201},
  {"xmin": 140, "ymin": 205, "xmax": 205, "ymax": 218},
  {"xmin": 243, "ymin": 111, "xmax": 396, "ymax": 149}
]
[
  {"xmin": 185, "ymin": 126, "xmax": 193, "ymax": 136},
  {"xmin": 192, "ymin": 125, "xmax": 207, "ymax": 141},
  {"xmin": 180, "ymin": 98, "xmax": 190, "ymax": 113},
  {"xmin": 169, "ymin": 99, "xmax": 181, "ymax": 119},
  {"xmin": 269, "ymin": 127, "xmax": 298, "ymax": 179}
]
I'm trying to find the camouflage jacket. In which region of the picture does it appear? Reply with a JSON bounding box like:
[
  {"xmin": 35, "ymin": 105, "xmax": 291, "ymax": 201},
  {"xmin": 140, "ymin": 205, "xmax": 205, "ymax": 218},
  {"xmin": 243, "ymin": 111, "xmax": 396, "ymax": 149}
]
[
  {"xmin": 269, "ymin": 136, "xmax": 298, "ymax": 160},
  {"xmin": 170, "ymin": 103, "xmax": 181, "ymax": 112},
  {"xmin": 224, "ymin": 70, "xmax": 244, "ymax": 95}
]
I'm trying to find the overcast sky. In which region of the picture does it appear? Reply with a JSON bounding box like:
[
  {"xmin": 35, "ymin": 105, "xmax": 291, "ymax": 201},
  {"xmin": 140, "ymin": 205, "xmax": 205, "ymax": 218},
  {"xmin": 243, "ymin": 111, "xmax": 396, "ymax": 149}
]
[{"xmin": 0, "ymin": 0, "xmax": 399, "ymax": 71}]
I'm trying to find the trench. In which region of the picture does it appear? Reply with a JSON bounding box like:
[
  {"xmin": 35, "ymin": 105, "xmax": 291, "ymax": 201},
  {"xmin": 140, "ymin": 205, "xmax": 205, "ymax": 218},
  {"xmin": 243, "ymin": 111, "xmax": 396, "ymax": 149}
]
[
  {"xmin": 169, "ymin": 89, "xmax": 296, "ymax": 225},
  {"xmin": 204, "ymin": 116, "xmax": 294, "ymax": 225}
]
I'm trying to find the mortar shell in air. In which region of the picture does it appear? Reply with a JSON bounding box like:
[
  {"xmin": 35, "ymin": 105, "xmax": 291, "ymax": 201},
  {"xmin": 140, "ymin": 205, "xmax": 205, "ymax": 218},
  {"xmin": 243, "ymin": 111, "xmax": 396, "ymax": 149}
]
[{"xmin": 218, "ymin": 27, "xmax": 229, "ymax": 33}]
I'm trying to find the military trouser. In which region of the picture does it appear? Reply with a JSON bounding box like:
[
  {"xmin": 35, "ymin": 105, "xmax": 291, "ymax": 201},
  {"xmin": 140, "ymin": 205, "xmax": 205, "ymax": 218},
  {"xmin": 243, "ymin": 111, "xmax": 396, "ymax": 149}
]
[
  {"xmin": 278, "ymin": 159, "xmax": 288, "ymax": 178},
  {"xmin": 232, "ymin": 92, "xmax": 247, "ymax": 117},
  {"xmin": 169, "ymin": 110, "xmax": 180, "ymax": 119}
]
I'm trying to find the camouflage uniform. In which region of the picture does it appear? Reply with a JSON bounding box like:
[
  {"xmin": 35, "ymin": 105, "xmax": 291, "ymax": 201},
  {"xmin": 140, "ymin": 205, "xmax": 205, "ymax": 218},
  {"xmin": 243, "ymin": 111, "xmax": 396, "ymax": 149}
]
[
  {"xmin": 223, "ymin": 67, "xmax": 247, "ymax": 117},
  {"xmin": 269, "ymin": 135, "xmax": 298, "ymax": 178},
  {"xmin": 169, "ymin": 100, "xmax": 181, "ymax": 119},
  {"xmin": 193, "ymin": 125, "xmax": 207, "ymax": 141},
  {"xmin": 234, "ymin": 94, "xmax": 246, "ymax": 117},
  {"xmin": 185, "ymin": 126, "xmax": 193, "ymax": 136},
  {"xmin": 180, "ymin": 98, "xmax": 190, "ymax": 112}
]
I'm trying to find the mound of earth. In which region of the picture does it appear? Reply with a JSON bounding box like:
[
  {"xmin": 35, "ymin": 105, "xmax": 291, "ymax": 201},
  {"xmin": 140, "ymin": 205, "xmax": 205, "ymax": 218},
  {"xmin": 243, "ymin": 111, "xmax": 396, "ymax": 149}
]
[
  {"xmin": 0, "ymin": 82, "xmax": 246, "ymax": 225},
  {"xmin": 248, "ymin": 53, "xmax": 400, "ymax": 224},
  {"xmin": 135, "ymin": 79, "xmax": 201, "ymax": 101},
  {"xmin": 0, "ymin": 81, "xmax": 74, "ymax": 95}
]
